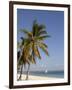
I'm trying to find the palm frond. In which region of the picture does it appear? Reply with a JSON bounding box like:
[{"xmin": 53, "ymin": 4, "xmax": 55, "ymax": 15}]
[
  {"xmin": 29, "ymin": 55, "xmax": 36, "ymax": 64},
  {"xmin": 20, "ymin": 37, "xmax": 31, "ymax": 48},
  {"xmin": 38, "ymin": 30, "xmax": 47, "ymax": 36},
  {"xmin": 33, "ymin": 46, "xmax": 41, "ymax": 59},
  {"xmin": 38, "ymin": 24, "xmax": 46, "ymax": 31},
  {"xmin": 32, "ymin": 56, "xmax": 36, "ymax": 64},
  {"xmin": 39, "ymin": 42, "xmax": 48, "ymax": 48},
  {"xmin": 20, "ymin": 29, "xmax": 33, "ymax": 37},
  {"xmin": 35, "ymin": 35, "xmax": 50, "ymax": 41},
  {"xmin": 32, "ymin": 21, "xmax": 46, "ymax": 37},
  {"xmin": 38, "ymin": 43, "xmax": 49, "ymax": 56},
  {"xmin": 32, "ymin": 20, "xmax": 38, "ymax": 36}
]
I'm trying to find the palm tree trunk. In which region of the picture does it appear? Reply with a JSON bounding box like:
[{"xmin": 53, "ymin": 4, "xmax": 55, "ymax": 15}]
[
  {"xmin": 18, "ymin": 64, "xmax": 23, "ymax": 80},
  {"xmin": 17, "ymin": 47, "xmax": 24, "ymax": 65},
  {"xmin": 25, "ymin": 64, "xmax": 30, "ymax": 80}
]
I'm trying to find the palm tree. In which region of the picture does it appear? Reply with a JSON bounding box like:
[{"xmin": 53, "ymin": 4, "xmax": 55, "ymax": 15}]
[
  {"xmin": 17, "ymin": 39, "xmax": 26, "ymax": 80},
  {"xmin": 18, "ymin": 20, "xmax": 50, "ymax": 80},
  {"xmin": 17, "ymin": 37, "xmax": 36, "ymax": 80}
]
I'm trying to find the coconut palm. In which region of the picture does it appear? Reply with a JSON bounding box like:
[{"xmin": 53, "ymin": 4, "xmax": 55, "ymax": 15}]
[
  {"xmin": 17, "ymin": 37, "xmax": 36, "ymax": 80},
  {"xmin": 18, "ymin": 20, "xmax": 50, "ymax": 80}
]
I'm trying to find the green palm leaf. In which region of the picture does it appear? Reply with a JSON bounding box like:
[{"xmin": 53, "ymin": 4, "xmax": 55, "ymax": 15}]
[
  {"xmin": 38, "ymin": 43, "xmax": 49, "ymax": 56},
  {"xmin": 31, "ymin": 56, "xmax": 36, "ymax": 64},
  {"xmin": 38, "ymin": 24, "xmax": 46, "ymax": 31},
  {"xmin": 29, "ymin": 55, "xmax": 36, "ymax": 64},
  {"xmin": 39, "ymin": 42, "xmax": 48, "ymax": 48},
  {"xmin": 35, "ymin": 35, "xmax": 50, "ymax": 41},
  {"xmin": 32, "ymin": 20, "xmax": 38, "ymax": 36},
  {"xmin": 20, "ymin": 29, "xmax": 33, "ymax": 37},
  {"xmin": 33, "ymin": 46, "xmax": 41, "ymax": 59},
  {"xmin": 38, "ymin": 30, "xmax": 47, "ymax": 36}
]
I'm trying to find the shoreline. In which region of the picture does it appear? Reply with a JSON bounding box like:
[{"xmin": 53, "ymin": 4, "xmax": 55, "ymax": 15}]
[{"xmin": 17, "ymin": 74, "xmax": 63, "ymax": 80}]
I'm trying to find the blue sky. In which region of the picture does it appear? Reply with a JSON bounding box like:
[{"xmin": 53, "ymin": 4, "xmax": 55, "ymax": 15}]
[{"xmin": 17, "ymin": 9, "xmax": 64, "ymax": 71}]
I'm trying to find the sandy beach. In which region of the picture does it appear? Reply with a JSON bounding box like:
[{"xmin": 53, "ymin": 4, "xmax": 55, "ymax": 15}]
[{"xmin": 17, "ymin": 74, "xmax": 62, "ymax": 80}]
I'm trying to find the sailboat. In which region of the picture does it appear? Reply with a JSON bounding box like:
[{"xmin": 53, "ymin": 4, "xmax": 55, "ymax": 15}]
[{"xmin": 45, "ymin": 69, "xmax": 48, "ymax": 73}]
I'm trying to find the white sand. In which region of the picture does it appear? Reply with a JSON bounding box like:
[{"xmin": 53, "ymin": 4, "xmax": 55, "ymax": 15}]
[{"xmin": 17, "ymin": 74, "xmax": 62, "ymax": 80}]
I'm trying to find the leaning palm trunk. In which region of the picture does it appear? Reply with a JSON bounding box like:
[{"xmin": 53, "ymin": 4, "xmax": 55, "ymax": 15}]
[
  {"xmin": 25, "ymin": 63, "xmax": 30, "ymax": 80},
  {"xmin": 18, "ymin": 64, "xmax": 23, "ymax": 80}
]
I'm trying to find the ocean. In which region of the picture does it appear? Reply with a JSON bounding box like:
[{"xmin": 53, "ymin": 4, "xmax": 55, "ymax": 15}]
[
  {"xmin": 29, "ymin": 71, "xmax": 64, "ymax": 78},
  {"xmin": 18, "ymin": 70, "xmax": 64, "ymax": 78}
]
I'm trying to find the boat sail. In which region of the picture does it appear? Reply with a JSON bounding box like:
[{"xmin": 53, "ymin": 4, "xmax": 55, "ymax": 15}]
[{"xmin": 45, "ymin": 69, "xmax": 48, "ymax": 73}]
